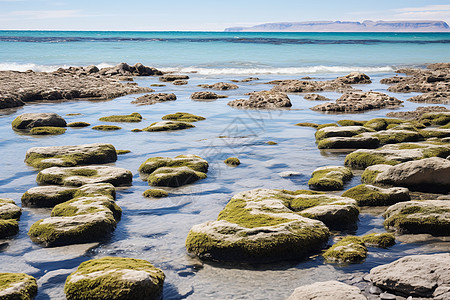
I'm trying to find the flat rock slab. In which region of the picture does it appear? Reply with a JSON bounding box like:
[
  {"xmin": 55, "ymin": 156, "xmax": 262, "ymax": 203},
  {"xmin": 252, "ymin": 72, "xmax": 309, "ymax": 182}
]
[
  {"xmin": 12, "ymin": 113, "xmax": 67, "ymax": 129},
  {"xmin": 37, "ymin": 166, "xmax": 132, "ymax": 187},
  {"xmin": 131, "ymin": 93, "xmax": 176, "ymax": 105},
  {"xmin": 0, "ymin": 273, "xmax": 38, "ymax": 300},
  {"xmin": 315, "ymin": 125, "xmax": 374, "ymax": 141},
  {"xmin": 198, "ymin": 82, "xmax": 238, "ymax": 90},
  {"xmin": 190, "ymin": 91, "xmax": 227, "ymax": 100},
  {"xmin": 0, "ymin": 198, "xmax": 21, "ymax": 220},
  {"xmin": 383, "ymin": 200, "xmax": 450, "ymax": 235},
  {"xmin": 228, "ymin": 91, "xmax": 291, "ymax": 109},
  {"xmin": 287, "ymin": 280, "xmax": 367, "ymax": 300},
  {"xmin": 342, "ymin": 184, "xmax": 410, "ymax": 206},
  {"xmin": 369, "ymin": 253, "xmax": 450, "ymax": 298},
  {"xmin": 25, "ymin": 143, "xmax": 117, "ymax": 169},
  {"xmin": 308, "ymin": 166, "xmax": 353, "ymax": 191},
  {"xmin": 64, "ymin": 257, "xmax": 165, "ymax": 300},
  {"xmin": 142, "ymin": 120, "xmax": 195, "ymax": 132}
]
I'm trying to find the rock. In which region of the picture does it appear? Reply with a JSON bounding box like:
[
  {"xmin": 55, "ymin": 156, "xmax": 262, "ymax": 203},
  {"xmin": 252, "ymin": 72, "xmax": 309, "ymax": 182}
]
[
  {"xmin": 379, "ymin": 292, "xmax": 396, "ymax": 300},
  {"xmin": 303, "ymin": 93, "xmax": 330, "ymax": 101},
  {"xmin": 363, "ymin": 118, "xmax": 405, "ymax": 131},
  {"xmin": 172, "ymin": 80, "xmax": 188, "ymax": 85},
  {"xmin": 92, "ymin": 125, "xmax": 121, "ymax": 131},
  {"xmin": 28, "ymin": 186, "xmax": 121, "ymax": 247},
  {"xmin": 317, "ymin": 136, "xmax": 380, "ymax": 149},
  {"xmin": 190, "ymin": 91, "xmax": 227, "ymax": 100},
  {"xmin": 271, "ymin": 78, "xmax": 352, "ymax": 93},
  {"xmin": 420, "ymin": 111, "xmax": 450, "ymax": 125},
  {"xmin": 407, "ymin": 92, "xmax": 450, "ymax": 104},
  {"xmin": 64, "ymin": 257, "xmax": 165, "ymax": 300},
  {"xmin": 228, "ymin": 91, "xmax": 292, "ymax": 109},
  {"xmin": 0, "ymin": 273, "xmax": 38, "ymax": 300},
  {"xmin": 420, "ymin": 128, "xmax": 450, "ymax": 138},
  {"xmin": 99, "ymin": 112, "xmax": 142, "ymax": 122},
  {"xmin": 344, "ymin": 142, "xmax": 450, "ymax": 169},
  {"xmin": 335, "ymin": 72, "xmax": 372, "ymax": 84},
  {"xmin": 159, "ymin": 74, "xmax": 189, "ymax": 82},
  {"xmin": 131, "ymin": 93, "xmax": 176, "ymax": 105},
  {"xmin": 0, "ymin": 198, "xmax": 21, "ymax": 220},
  {"xmin": 342, "ymin": 184, "xmax": 410, "ymax": 206},
  {"xmin": 142, "ymin": 121, "xmax": 195, "ymax": 132},
  {"xmin": 383, "ymin": 200, "xmax": 450, "ymax": 235},
  {"xmin": 198, "ymin": 82, "xmax": 238, "ymax": 90},
  {"xmin": 364, "ymin": 130, "xmax": 422, "ymax": 145},
  {"xmin": 67, "ymin": 121, "xmax": 90, "ymax": 127},
  {"xmin": 139, "ymin": 155, "xmax": 208, "ymax": 187},
  {"xmin": 0, "ymin": 67, "xmax": 155, "ymax": 109},
  {"xmin": 323, "ymin": 236, "xmax": 368, "ymax": 263},
  {"xmin": 224, "ymin": 157, "xmax": 240, "ymax": 166},
  {"xmin": 369, "ymin": 285, "xmax": 382, "ymax": 295},
  {"xmin": 361, "ymin": 233, "xmax": 395, "ymax": 248},
  {"xmin": 312, "ymin": 91, "xmax": 402, "ymax": 112},
  {"xmin": 161, "ymin": 112, "xmax": 205, "ymax": 122},
  {"xmin": 29, "ymin": 126, "xmax": 66, "ymax": 135},
  {"xmin": 308, "ymin": 166, "xmax": 353, "ymax": 191},
  {"xmin": 287, "ymin": 280, "xmax": 367, "ymax": 300},
  {"xmin": 25, "ymin": 143, "xmax": 117, "ymax": 169},
  {"xmin": 315, "ymin": 125, "xmax": 374, "ymax": 141},
  {"xmin": 0, "ymin": 219, "xmax": 19, "ymax": 239},
  {"xmin": 22, "ymin": 183, "xmax": 115, "ymax": 208},
  {"xmin": 99, "ymin": 63, "xmax": 163, "ymax": 76},
  {"xmin": 142, "ymin": 189, "xmax": 168, "ymax": 198},
  {"xmin": 386, "ymin": 106, "xmax": 449, "ymax": 120},
  {"xmin": 369, "ymin": 253, "xmax": 450, "ymax": 298},
  {"xmin": 36, "ymin": 166, "xmax": 133, "ymax": 187},
  {"xmin": 11, "ymin": 112, "xmax": 67, "ymax": 129},
  {"xmin": 185, "ymin": 188, "xmax": 330, "ymax": 263},
  {"xmin": 372, "ymin": 157, "xmax": 450, "ymax": 191}
]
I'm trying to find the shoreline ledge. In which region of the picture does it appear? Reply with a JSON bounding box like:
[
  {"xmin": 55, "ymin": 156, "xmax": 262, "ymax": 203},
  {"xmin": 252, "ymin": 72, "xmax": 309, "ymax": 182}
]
[{"xmin": 0, "ymin": 63, "xmax": 163, "ymax": 109}]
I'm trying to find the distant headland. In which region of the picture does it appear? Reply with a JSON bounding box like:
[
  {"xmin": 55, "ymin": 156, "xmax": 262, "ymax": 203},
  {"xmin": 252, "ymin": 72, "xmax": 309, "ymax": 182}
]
[{"xmin": 224, "ymin": 20, "xmax": 450, "ymax": 32}]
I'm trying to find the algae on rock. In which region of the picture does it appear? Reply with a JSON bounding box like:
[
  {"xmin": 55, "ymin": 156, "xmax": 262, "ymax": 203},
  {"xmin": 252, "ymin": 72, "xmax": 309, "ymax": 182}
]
[
  {"xmin": 99, "ymin": 112, "xmax": 142, "ymax": 122},
  {"xmin": 308, "ymin": 166, "xmax": 353, "ymax": 191},
  {"xmin": 0, "ymin": 273, "xmax": 38, "ymax": 300},
  {"xmin": 342, "ymin": 184, "xmax": 410, "ymax": 206},
  {"xmin": 323, "ymin": 236, "xmax": 368, "ymax": 263}
]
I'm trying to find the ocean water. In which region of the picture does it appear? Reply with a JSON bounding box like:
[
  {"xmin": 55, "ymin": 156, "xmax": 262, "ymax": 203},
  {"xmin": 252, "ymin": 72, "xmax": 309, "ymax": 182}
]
[{"xmin": 0, "ymin": 31, "xmax": 449, "ymax": 300}]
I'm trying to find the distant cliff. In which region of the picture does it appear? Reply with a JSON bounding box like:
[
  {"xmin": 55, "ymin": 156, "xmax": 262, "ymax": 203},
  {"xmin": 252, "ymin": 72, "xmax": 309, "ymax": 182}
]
[{"xmin": 225, "ymin": 20, "xmax": 450, "ymax": 32}]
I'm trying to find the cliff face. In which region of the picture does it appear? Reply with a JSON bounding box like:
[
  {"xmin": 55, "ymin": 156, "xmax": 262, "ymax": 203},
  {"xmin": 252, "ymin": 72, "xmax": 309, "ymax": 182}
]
[{"xmin": 224, "ymin": 20, "xmax": 450, "ymax": 32}]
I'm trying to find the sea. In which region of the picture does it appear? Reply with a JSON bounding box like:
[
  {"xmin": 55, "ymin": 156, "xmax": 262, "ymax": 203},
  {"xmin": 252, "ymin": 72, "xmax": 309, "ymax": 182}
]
[{"xmin": 0, "ymin": 31, "xmax": 449, "ymax": 299}]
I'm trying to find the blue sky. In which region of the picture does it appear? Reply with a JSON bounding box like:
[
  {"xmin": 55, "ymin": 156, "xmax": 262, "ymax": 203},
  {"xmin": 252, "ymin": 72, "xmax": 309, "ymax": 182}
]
[{"xmin": 1, "ymin": 0, "xmax": 450, "ymax": 30}]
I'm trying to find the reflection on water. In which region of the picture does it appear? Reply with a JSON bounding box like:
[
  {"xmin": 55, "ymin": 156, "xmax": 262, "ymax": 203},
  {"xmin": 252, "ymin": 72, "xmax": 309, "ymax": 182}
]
[{"xmin": 0, "ymin": 72, "xmax": 448, "ymax": 299}]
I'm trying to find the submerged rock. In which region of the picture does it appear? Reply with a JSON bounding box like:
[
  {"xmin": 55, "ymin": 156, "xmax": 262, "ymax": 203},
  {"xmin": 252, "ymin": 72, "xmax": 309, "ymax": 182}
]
[
  {"xmin": 303, "ymin": 93, "xmax": 330, "ymax": 101},
  {"xmin": 224, "ymin": 157, "xmax": 240, "ymax": 166},
  {"xmin": 25, "ymin": 143, "xmax": 117, "ymax": 169},
  {"xmin": 323, "ymin": 236, "xmax": 368, "ymax": 263},
  {"xmin": 36, "ymin": 166, "xmax": 133, "ymax": 187},
  {"xmin": 287, "ymin": 280, "xmax": 367, "ymax": 300},
  {"xmin": 198, "ymin": 82, "xmax": 238, "ymax": 90},
  {"xmin": 369, "ymin": 253, "xmax": 450, "ymax": 298},
  {"xmin": 143, "ymin": 189, "xmax": 168, "ymax": 198},
  {"xmin": 29, "ymin": 126, "xmax": 66, "ymax": 135},
  {"xmin": 161, "ymin": 112, "xmax": 205, "ymax": 122},
  {"xmin": 342, "ymin": 184, "xmax": 410, "ymax": 206},
  {"xmin": 186, "ymin": 188, "xmax": 331, "ymax": 263},
  {"xmin": 383, "ymin": 200, "xmax": 450, "ymax": 235},
  {"xmin": 312, "ymin": 91, "xmax": 402, "ymax": 112},
  {"xmin": 139, "ymin": 155, "xmax": 208, "ymax": 187},
  {"xmin": 12, "ymin": 112, "xmax": 67, "ymax": 129},
  {"xmin": 0, "ymin": 273, "xmax": 38, "ymax": 300},
  {"xmin": 64, "ymin": 257, "xmax": 165, "ymax": 300},
  {"xmin": 131, "ymin": 93, "xmax": 176, "ymax": 105},
  {"xmin": 308, "ymin": 166, "xmax": 353, "ymax": 191},
  {"xmin": 142, "ymin": 121, "xmax": 195, "ymax": 132},
  {"xmin": 228, "ymin": 91, "xmax": 292, "ymax": 109}
]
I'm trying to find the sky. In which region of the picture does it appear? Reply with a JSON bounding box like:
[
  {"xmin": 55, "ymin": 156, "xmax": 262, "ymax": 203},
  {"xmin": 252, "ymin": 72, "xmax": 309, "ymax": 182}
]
[{"xmin": 0, "ymin": 0, "xmax": 450, "ymax": 31}]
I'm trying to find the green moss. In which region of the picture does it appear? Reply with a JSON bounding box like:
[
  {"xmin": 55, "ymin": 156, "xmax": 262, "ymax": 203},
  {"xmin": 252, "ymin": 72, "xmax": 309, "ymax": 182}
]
[
  {"xmin": 99, "ymin": 112, "xmax": 142, "ymax": 123},
  {"xmin": 30, "ymin": 126, "xmax": 66, "ymax": 135},
  {"xmin": 362, "ymin": 233, "xmax": 395, "ymax": 248},
  {"xmin": 224, "ymin": 157, "xmax": 240, "ymax": 166},
  {"xmin": 139, "ymin": 155, "xmax": 208, "ymax": 174},
  {"xmin": 148, "ymin": 167, "xmax": 207, "ymax": 187},
  {"xmin": 440, "ymin": 123, "xmax": 450, "ymax": 129},
  {"xmin": 308, "ymin": 167, "xmax": 353, "ymax": 191},
  {"xmin": 92, "ymin": 125, "xmax": 122, "ymax": 131},
  {"xmin": 374, "ymin": 131, "xmax": 421, "ymax": 145},
  {"xmin": 266, "ymin": 141, "xmax": 278, "ymax": 145},
  {"xmin": 143, "ymin": 189, "xmax": 168, "ymax": 198},
  {"xmin": 288, "ymin": 197, "xmax": 330, "ymax": 211},
  {"xmin": 323, "ymin": 236, "xmax": 368, "ymax": 263},
  {"xmin": 22, "ymin": 189, "xmax": 77, "ymax": 208},
  {"xmin": 361, "ymin": 169, "xmax": 382, "ymax": 184},
  {"xmin": 277, "ymin": 189, "xmax": 325, "ymax": 196},
  {"xmin": 116, "ymin": 150, "xmax": 131, "ymax": 155},
  {"xmin": 66, "ymin": 113, "xmax": 82, "ymax": 116},
  {"xmin": 161, "ymin": 112, "xmax": 205, "ymax": 122},
  {"xmin": 364, "ymin": 118, "xmax": 404, "ymax": 131},
  {"xmin": 150, "ymin": 84, "xmax": 166, "ymax": 87},
  {"xmin": 397, "ymin": 143, "xmax": 426, "ymax": 150},
  {"xmin": 317, "ymin": 137, "xmax": 380, "ymax": 149},
  {"xmin": 421, "ymin": 146, "xmax": 450, "ymax": 159},
  {"xmin": 131, "ymin": 128, "xmax": 142, "ymax": 132},
  {"xmin": 0, "ymin": 199, "xmax": 21, "ymax": 220},
  {"xmin": 0, "ymin": 219, "xmax": 19, "ymax": 238},
  {"xmin": 70, "ymin": 168, "xmax": 98, "ymax": 177},
  {"xmin": 11, "ymin": 116, "xmax": 23, "ymax": 129},
  {"xmin": 295, "ymin": 122, "xmax": 318, "ymax": 128},
  {"xmin": 419, "ymin": 129, "xmax": 450, "ymax": 138},
  {"xmin": 344, "ymin": 152, "xmax": 398, "ymax": 169},
  {"xmin": 337, "ymin": 120, "xmax": 366, "ymax": 126},
  {"xmin": 142, "ymin": 121, "xmax": 194, "ymax": 132},
  {"xmin": 420, "ymin": 113, "xmax": 450, "ymax": 126},
  {"xmin": 316, "ymin": 123, "xmax": 338, "ymax": 130},
  {"xmin": 342, "ymin": 184, "xmax": 410, "ymax": 206},
  {"xmin": 0, "ymin": 273, "xmax": 38, "ymax": 300},
  {"xmin": 64, "ymin": 257, "xmax": 165, "ymax": 300},
  {"xmin": 67, "ymin": 122, "xmax": 90, "ymax": 127},
  {"xmin": 51, "ymin": 197, "xmax": 121, "ymax": 220},
  {"xmin": 315, "ymin": 126, "xmax": 372, "ymax": 141}
]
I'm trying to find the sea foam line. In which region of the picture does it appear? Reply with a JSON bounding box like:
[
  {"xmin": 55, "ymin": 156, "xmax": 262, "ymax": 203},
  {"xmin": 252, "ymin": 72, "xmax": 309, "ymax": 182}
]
[{"xmin": 0, "ymin": 62, "xmax": 114, "ymax": 72}]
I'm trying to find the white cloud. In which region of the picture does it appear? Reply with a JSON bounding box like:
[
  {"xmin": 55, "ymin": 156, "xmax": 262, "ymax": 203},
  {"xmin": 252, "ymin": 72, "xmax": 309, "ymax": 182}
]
[
  {"xmin": 9, "ymin": 9, "xmax": 81, "ymax": 19},
  {"xmin": 392, "ymin": 4, "xmax": 450, "ymax": 22},
  {"xmin": 394, "ymin": 5, "xmax": 450, "ymax": 13}
]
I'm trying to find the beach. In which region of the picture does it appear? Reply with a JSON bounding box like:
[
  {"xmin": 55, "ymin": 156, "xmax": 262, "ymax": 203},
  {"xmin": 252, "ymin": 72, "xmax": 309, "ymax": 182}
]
[{"xmin": 0, "ymin": 31, "xmax": 449, "ymax": 299}]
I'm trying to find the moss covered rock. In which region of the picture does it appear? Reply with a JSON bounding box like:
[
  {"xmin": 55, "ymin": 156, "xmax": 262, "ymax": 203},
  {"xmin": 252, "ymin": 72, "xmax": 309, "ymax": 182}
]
[
  {"xmin": 363, "ymin": 118, "xmax": 404, "ymax": 131},
  {"xmin": 12, "ymin": 112, "xmax": 67, "ymax": 129},
  {"xmin": 371, "ymin": 129, "xmax": 422, "ymax": 145},
  {"xmin": 342, "ymin": 184, "xmax": 410, "ymax": 206},
  {"xmin": 67, "ymin": 121, "xmax": 91, "ymax": 127},
  {"xmin": 420, "ymin": 111, "xmax": 450, "ymax": 126},
  {"xmin": 315, "ymin": 125, "xmax": 374, "ymax": 141},
  {"xmin": 142, "ymin": 120, "xmax": 194, "ymax": 132},
  {"xmin": 64, "ymin": 257, "xmax": 165, "ymax": 300},
  {"xmin": 383, "ymin": 200, "xmax": 450, "ymax": 235},
  {"xmin": 37, "ymin": 166, "xmax": 132, "ymax": 187},
  {"xmin": 0, "ymin": 198, "xmax": 21, "ymax": 220},
  {"xmin": 161, "ymin": 112, "xmax": 205, "ymax": 122},
  {"xmin": 0, "ymin": 219, "xmax": 19, "ymax": 239},
  {"xmin": 29, "ymin": 126, "xmax": 66, "ymax": 135},
  {"xmin": 323, "ymin": 236, "xmax": 368, "ymax": 263},
  {"xmin": 419, "ymin": 128, "xmax": 450, "ymax": 138},
  {"xmin": 224, "ymin": 157, "xmax": 240, "ymax": 166},
  {"xmin": 0, "ymin": 273, "xmax": 38, "ymax": 300},
  {"xmin": 308, "ymin": 166, "xmax": 353, "ymax": 191},
  {"xmin": 92, "ymin": 125, "xmax": 122, "ymax": 131},
  {"xmin": 186, "ymin": 188, "xmax": 330, "ymax": 263},
  {"xmin": 143, "ymin": 189, "xmax": 168, "ymax": 198},
  {"xmin": 317, "ymin": 136, "xmax": 379, "ymax": 149},
  {"xmin": 361, "ymin": 164, "xmax": 392, "ymax": 184},
  {"xmin": 337, "ymin": 120, "xmax": 366, "ymax": 126},
  {"xmin": 139, "ymin": 155, "xmax": 208, "ymax": 187},
  {"xmin": 362, "ymin": 232, "xmax": 395, "ymax": 248},
  {"xmin": 99, "ymin": 112, "xmax": 142, "ymax": 122},
  {"xmin": 25, "ymin": 143, "xmax": 117, "ymax": 169}
]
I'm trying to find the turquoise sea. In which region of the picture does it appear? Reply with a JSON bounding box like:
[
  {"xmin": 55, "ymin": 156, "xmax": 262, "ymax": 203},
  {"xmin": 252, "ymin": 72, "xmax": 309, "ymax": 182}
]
[{"xmin": 0, "ymin": 31, "xmax": 449, "ymax": 299}]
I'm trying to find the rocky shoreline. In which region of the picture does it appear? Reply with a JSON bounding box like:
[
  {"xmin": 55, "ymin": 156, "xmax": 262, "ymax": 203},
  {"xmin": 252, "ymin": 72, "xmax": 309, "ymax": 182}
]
[{"xmin": 0, "ymin": 63, "xmax": 449, "ymax": 299}]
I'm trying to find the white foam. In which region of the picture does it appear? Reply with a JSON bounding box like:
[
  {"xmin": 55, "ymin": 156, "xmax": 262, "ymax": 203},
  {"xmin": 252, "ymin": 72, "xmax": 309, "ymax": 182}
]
[
  {"xmin": 161, "ymin": 65, "xmax": 395, "ymax": 75},
  {"xmin": 0, "ymin": 62, "xmax": 114, "ymax": 72}
]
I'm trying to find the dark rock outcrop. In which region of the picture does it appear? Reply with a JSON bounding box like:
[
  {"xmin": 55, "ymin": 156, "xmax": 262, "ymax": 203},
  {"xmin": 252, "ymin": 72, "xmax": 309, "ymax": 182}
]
[
  {"xmin": 228, "ymin": 91, "xmax": 292, "ymax": 109},
  {"xmin": 131, "ymin": 93, "xmax": 177, "ymax": 105}
]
